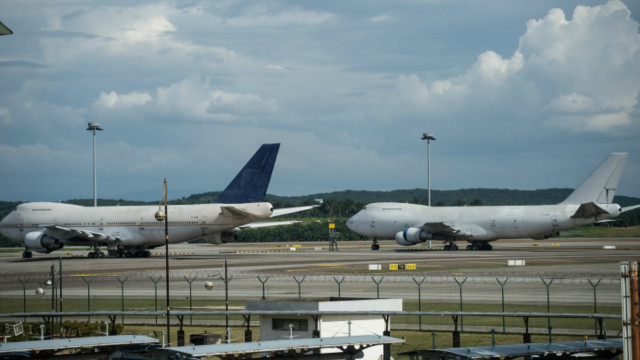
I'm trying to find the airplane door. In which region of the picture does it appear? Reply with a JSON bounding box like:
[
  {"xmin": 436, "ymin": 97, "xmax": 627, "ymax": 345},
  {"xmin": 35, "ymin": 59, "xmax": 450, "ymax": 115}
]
[
  {"xmin": 369, "ymin": 216, "xmax": 376, "ymax": 237},
  {"xmin": 200, "ymin": 215, "xmax": 209, "ymax": 235}
]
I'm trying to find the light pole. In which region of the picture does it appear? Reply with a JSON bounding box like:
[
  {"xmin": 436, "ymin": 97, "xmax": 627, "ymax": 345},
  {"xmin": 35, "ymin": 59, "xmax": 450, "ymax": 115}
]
[
  {"xmin": 421, "ymin": 133, "xmax": 436, "ymax": 206},
  {"xmin": 86, "ymin": 122, "xmax": 103, "ymax": 207},
  {"xmin": 154, "ymin": 179, "xmax": 169, "ymax": 345}
]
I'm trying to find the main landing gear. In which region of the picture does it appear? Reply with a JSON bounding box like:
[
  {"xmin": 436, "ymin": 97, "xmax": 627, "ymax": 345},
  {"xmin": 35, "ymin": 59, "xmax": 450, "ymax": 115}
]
[
  {"xmin": 22, "ymin": 249, "xmax": 33, "ymax": 259},
  {"xmin": 443, "ymin": 242, "xmax": 458, "ymax": 251},
  {"xmin": 466, "ymin": 241, "xmax": 493, "ymax": 251},
  {"xmin": 112, "ymin": 249, "xmax": 151, "ymax": 258},
  {"xmin": 443, "ymin": 240, "xmax": 493, "ymax": 250}
]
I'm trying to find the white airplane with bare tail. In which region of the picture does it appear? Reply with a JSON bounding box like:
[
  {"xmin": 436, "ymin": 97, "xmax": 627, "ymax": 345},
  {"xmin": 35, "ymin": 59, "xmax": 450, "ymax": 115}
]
[{"xmin": 347, "ymin": 153, "xmax": 639, "ymax": 251}]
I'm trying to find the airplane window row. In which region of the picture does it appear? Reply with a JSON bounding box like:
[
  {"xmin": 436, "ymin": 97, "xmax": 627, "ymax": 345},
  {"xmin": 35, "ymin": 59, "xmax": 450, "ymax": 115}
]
[{"xmin": 0, "ymin": 221, "xmax": 204, "ymax": 228}]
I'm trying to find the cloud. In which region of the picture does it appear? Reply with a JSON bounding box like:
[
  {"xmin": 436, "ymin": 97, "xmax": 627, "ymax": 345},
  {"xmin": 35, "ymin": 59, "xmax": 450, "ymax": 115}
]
[
  {"xmin": 370, "ymin": 13, "xmax": 393, "ymax": 23},
  {"xmin": 93, "ymin": 91, "xmax": 153, "ymax": 110},
  {"xmin": 0, "ymin": 107, "xmax": 11, "ymax": 125},
  {"xmin": 393, "ymin": 0, "xmax": 640, "ymax": 134},
  {"xmin": 154, "ymin": 75, "xmax": 278, "ymax": 122},
  {"xmin": 225, "ymin": 6, "xmax": 334, "ymax": 28},
  {"xmin": 1, "ymin": 0, "xmax": 638, "ymax": 200}
]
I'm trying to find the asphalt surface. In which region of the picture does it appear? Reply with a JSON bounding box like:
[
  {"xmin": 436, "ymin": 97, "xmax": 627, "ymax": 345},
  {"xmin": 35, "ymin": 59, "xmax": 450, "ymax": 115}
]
[{"xmin": 1, "ymin": 238, "xmax": 638, "ymax": 306}]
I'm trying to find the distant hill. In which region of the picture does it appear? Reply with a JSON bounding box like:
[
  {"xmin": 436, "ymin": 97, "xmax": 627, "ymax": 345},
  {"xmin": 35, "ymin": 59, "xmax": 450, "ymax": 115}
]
[
  {"xmin": 177, "ymin": 188, "xmax": 640, "ymax": 208},
  {"xmin": 3, "ymin": 187, "xmax": 639, "ymax": 208}
]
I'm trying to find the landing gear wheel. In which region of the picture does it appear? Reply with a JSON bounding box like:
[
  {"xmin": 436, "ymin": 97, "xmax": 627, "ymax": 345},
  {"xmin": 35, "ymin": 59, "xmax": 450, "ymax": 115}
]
[
  {"xmin": 22, "ymin": 251, "xmax": 32, "ymax": 259},
  {"xmin": 371, "ymin": 244, "xmax": 380, "ymax": 250}
]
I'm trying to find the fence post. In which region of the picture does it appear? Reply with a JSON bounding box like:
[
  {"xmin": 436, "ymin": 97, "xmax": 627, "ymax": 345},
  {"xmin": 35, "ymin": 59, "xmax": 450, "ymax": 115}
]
[
  {"xmin": 184, "ymin": 275, "xmax": 197, "ymax": 325},
  {"xmin": 454, "ymin": 276, "xmax": 467, "ymax": 331},
  {"xmin": 18, "ymin": 278, "xmax": 27, "ymax": 323},
  {"xmin": 257, "ymin": 276, "xmax": 270, "ymax": 300},
  {"xmin": 294, "ymin": 276, "xmax": 306, "ymax": 298},
  {"xmin": 333, "ymin": 276, "xmax": 345, "ymax": 298},
  {"xmin": 150, "ymin": 276, "xmax": 162, "ymax": 325},
  {"xmin": 496, "ymin": 277, "xmax": 509, "ymax": 333},
  {"xmin": 412, "ymin": 277, "xmax": 426, "ymax": 330},
  {"xmin": 81, "ymin": 276, "xmax": 96, "ymax": 322},
  {"xmin": 587, "ymin": 278, "xmax": 602, "ymax": 337},
  {"xmin": 541, "ymin": 277, "xmax": 554, "ymax": 330},
  {"xmin": 117, "ymin": 276, "xmax": 129, "ymax": 324},
  {"xmin": 371, "ymin": 276, "xmax": 385, "ymax": 299}
]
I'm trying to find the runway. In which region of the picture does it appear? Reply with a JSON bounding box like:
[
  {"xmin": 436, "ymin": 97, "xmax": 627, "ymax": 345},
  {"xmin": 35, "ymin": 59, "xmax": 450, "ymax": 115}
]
[{"xmin": 1, "ymin": 238, "xmax": 638, "ymax": 307}]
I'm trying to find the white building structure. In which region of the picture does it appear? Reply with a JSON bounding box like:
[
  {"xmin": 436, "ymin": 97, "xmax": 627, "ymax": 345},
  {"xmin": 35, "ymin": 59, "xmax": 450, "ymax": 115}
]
[{"xmin": 246, "ymin": 298, "xmax": 403, "ymax": 360}]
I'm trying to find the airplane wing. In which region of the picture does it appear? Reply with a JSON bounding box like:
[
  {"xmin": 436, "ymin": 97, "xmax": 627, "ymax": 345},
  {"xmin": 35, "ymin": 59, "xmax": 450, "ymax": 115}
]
[
  {"xmin": 271, "ymin": 205, "xmax": 318, "ymax": 217},
  {"xmin": 43, "ymin": 225, "xmax": 119, "ymax": 242},
  {"xmin": 423, "ymin": 222, "xmax": 490, "ymax": 239}
]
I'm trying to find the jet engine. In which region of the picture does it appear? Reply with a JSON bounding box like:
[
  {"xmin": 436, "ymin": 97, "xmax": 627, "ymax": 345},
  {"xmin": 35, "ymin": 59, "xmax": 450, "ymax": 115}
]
[
  {"xmin": 395, "ymin": 227, "xmax": 432, "ymax": 246},
  {"xmin": 204, "ymin": 232, "xmax": 238, "ymax": 245},
  {"xmin": 24, "ymin": 231, "xmax": 64, "ymax": 254}
]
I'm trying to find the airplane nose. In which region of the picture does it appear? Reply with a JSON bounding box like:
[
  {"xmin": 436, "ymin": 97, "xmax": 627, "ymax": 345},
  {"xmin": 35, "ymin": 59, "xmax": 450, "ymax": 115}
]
[
  {"xmin": 346, "ymin": 219, "xmax": 357, "ymax": 232},
  {"xmin": 346, "ymin": 214, "xmax": 359, "ymax": 232}
]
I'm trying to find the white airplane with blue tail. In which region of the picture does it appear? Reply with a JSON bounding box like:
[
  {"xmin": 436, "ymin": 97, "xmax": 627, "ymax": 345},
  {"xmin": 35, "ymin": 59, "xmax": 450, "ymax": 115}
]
[{"xmin": 0, "ymin": 143, "xmax": 314, "ymax": 258}]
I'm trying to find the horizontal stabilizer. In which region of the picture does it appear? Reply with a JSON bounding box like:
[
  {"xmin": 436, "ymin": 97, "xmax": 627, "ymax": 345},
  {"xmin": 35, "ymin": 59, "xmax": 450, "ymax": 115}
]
[
  {"xmin": 570, "ymin": 202, "xmax": 609, "ymax": 219},
  {"xmin": 239, "ymin": 220, "xmax": 301, "ymax": 229},
  {"xmin": 271, "ymin": 205, "xmax": 318, "ymax": 218},
  {"xmin": 622, "ymin": 204, "xmax": 640, "ymax": 213}
]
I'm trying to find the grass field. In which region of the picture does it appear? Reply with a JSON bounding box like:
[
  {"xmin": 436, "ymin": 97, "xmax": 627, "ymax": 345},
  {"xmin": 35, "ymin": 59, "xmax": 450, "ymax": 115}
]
[
  {"xmin": 0, "ymin": 295, "xmax": 620, "ymax": 358},
  {"xmin": 560, "ymin": 225, "xmax": 640, "ymax": 238}
]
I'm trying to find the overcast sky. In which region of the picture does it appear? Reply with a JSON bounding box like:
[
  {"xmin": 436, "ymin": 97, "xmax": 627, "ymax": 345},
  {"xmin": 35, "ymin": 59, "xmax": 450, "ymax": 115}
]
[{"xmin": 1, "ymin": 0, "xmax": 639, "ymax": 202}]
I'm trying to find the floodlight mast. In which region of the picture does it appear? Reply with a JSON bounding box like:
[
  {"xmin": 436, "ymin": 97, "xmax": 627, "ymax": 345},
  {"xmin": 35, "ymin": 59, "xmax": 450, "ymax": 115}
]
[
  {"xmin": 421, "ymin": 133, "xmax": 436, "ymax": 206},
  {"xmin": 86, "ymin": 122, "xmax": 103, "ymax": 207}
]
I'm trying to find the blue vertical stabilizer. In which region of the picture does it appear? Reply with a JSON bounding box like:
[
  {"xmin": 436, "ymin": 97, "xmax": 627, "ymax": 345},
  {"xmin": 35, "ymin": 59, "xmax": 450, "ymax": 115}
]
[{"xmin": 213, "ymin": 143, "xmax": 280, "ymax": 204}]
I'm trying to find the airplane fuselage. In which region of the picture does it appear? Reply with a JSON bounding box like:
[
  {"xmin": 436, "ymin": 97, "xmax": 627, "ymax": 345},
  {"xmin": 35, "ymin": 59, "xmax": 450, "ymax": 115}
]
[
  {"xmin": 0, "ymin": 201, "xmax": 273, "ymax": 251},
  {"xmin": 347, "ymin": 202, "xmax": 621, "ymax": 242}
]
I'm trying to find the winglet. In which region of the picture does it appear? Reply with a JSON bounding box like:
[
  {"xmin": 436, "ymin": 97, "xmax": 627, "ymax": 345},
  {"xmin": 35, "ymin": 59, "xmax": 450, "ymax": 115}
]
[
  {"xmin": 213, "ymin": 143, "xmax": 280, "ymax": 204},
  {"xmin": 561, "ymin": 153, "xmax": 628, "ymax": 205}
]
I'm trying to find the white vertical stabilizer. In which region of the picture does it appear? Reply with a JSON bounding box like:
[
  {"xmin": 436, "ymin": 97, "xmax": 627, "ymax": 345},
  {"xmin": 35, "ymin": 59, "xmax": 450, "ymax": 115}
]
[{"xmin": 562, "ymin": 153, "xmax": 627, "ymax": 205}]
